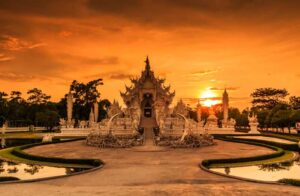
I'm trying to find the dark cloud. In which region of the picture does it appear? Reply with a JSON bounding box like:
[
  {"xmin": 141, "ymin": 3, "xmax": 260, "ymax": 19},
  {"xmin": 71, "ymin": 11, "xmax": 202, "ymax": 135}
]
[
  {"xmin": 109, "ymin": 73, "xmax": 133, "ymax": 80},
  {"xmin": 59, "ymin": 54, "xmax": 119, "ymax": 65},
  {"xmin": 0, "ymin": 0, "xmax": 85, "ymax": 18},
  {"xmin": 87, "ymin": 0, "xmax": 300, "ymax": 27},
  {"xmin": 0, "ymin": 48, "xmax": 69, "ymax": 80},
  {"xmin": 86, "ymin": 72, "xmax": 133, "ymax": 80}
]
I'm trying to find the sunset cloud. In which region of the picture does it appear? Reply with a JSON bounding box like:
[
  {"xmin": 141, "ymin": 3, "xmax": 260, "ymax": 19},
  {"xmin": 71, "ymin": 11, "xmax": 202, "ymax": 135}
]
[
  {"xmin": 0, "ymin": 53, "xmax": 14, "ymax": 62},
  {"xmin": 0, "ymin": 0, "xmax": 299, "ymax": 109},
  {"xmin": 0, "ymin": 35, "xmax": 45, "ymax": 51},
  {"xmin": 210, "ymin": 87, "xmax": 239, "ymax": 91}
]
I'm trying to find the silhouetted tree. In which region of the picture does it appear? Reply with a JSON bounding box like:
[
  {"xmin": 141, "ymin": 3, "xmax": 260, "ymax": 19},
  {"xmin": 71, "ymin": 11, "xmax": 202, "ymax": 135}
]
[
  {"xmin": 290, "ymin": 96, "xmax": 300, "ymax": 110},
  {"xmin": 27, "ymin": 88, "xmax": 51, "ymax": 104},
  {"xmin": 251, "ymin": 88, "xmax": 289, "ymax": 110}
]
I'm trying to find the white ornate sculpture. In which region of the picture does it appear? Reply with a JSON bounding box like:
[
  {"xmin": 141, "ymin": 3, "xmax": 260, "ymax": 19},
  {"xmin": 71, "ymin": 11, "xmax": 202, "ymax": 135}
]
[
  {"xmin": 59, "ymin": 118, "xmax": 66, "ymax": 127},
  {"xmin": 79, "ymin": 120, "xmax": 87, "ymax": 128},
  {"xmin": 108, "ymin": 100, "xmax": 122, "ymax": 118},
  {"xmin": 205, "ymin": 107, "xmax": 218, "ymax": 130},
  {"xmin": 227, "ymin": 118, "xmax": 236, "ymax": 128},
  {"xmin": 2, "ymin": 121, "xmax": 7, "ymax": 134},
  {"xmin": 173, "ymin": 99, "xmax": 189, "ymax": 117},
  {"xmin": 248, "ymin": 114, "xmax": 260, "ymax": 134}
]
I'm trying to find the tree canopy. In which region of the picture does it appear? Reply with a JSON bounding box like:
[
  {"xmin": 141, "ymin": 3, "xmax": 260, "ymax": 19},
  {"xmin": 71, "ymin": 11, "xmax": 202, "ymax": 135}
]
[{"xmin": 251, "ymin": 88, "xmax": 289, "ymax": 110}]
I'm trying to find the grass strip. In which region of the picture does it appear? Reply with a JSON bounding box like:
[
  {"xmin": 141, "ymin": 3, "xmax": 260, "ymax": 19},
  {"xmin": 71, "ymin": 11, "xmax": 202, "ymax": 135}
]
[
  {"xmin": 0, "ymin": 139, "xmax": 102, "ymax": 168},
  {"xmin": 202, "ymin": 136, "xmax": 295, "ymax": 168}
]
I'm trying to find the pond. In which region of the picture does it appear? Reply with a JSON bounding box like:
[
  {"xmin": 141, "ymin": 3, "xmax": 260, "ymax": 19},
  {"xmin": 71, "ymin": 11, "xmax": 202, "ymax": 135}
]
[
  {"xmin": 210, "ymin": 158, "xmax": 300, "ymax": 182},
  {"xmin": 233, "ymin": 136, "xmax": 297, "ymax": 144},
  {"xmin": 0, "ymin": 159, "xmax": 89, "ymax": 182}
]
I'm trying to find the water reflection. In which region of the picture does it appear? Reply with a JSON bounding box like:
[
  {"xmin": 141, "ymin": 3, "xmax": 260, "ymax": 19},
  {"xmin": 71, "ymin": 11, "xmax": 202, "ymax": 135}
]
[
  {"xmin": 211, "ymin": 158, "xmax": 300, "ymax": 182},
  {"xmin": 0, "ymin": 159, "xmax": 89, "ymax": 181},
  {"xmin": 24, "ymin": 165, "xmax": 43, "ymax": 175},
  {"xmin": 258, "ymin": 163, "xmax": 289, "ymax": 172}
]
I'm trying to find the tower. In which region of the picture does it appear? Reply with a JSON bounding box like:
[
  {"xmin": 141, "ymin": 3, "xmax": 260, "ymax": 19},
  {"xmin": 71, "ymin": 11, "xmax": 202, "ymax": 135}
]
[
  {"xmin": 222, "ymin": 89, "xmax": 229, "ymax": 126},
  {"xmin": 66, "ymin": 92, "xmax": 73, "ymax": 126},
  {"xmin": 196, "ymin": 101, "xmax": 202, "ymax": 123}
]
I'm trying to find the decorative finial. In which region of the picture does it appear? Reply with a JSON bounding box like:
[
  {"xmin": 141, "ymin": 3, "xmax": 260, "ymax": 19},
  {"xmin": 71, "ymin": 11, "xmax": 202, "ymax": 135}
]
[
  {"xmin": 145, "ymin": 56, "xmax": 150, "ymax": 72},
  {"xmin": 224, "ymin": 88, "xmax": 228, "ymax": 95}
]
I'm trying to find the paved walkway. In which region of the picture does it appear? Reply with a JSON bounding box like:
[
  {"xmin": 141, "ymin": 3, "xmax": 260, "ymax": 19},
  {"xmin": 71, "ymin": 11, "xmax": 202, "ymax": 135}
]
[
  {"xmin": 132, "ymin": 117, "xmax": 166, "ymax": 152},
  {"xmin": 0, "ymin": 139, "xmax": 299, "ymax": 195}
]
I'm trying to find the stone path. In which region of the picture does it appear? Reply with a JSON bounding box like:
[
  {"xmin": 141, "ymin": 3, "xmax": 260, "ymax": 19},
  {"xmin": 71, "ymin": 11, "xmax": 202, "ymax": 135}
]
[
  {"xmin": 140, "ymin": 117, "xmax": 156, "ymax": 145},
  {"xmin": 1, "ymin": 139, "xmax": 299, "ymax": 195},
  {"xmin": 132, "ymin": 117, "xmax": 166, "ymax": 152}
]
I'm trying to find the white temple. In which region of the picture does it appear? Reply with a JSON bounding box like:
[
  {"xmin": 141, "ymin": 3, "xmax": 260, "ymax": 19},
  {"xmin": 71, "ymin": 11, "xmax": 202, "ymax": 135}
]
[{"xmin": 85, "ymin": 57, "xmax": 214, "ymax": 147}]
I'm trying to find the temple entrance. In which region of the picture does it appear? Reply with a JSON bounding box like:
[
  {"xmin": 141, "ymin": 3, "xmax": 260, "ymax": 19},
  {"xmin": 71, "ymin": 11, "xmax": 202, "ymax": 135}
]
[{"xmin": 141, "ymin": 93, "xmax": 153, "ymax": 118}]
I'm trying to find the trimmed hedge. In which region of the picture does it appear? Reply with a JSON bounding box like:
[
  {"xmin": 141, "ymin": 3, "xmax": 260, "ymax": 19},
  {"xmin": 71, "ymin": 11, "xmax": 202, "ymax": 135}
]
[
  {"xmin": 202, "ymin": 136, "xmax": 285, "ymax": 168},
  {"xmin": 225, "ymin": 136, "xmax": 298, "ymax": 151},
  {"xmin": 279, "ymin": 178, "xmax": 300, "ymax": 186},
  {"xmin": 0, "ymin": 177, "xmax": 20, "ymax": 182},
  {"xmin": 10, "ymin": 139, "xmax": 103, "ymax": 167}
]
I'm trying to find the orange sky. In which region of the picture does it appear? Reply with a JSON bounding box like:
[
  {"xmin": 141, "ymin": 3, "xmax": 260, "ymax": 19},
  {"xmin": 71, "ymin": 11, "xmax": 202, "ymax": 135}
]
[{"xmin": 0, "ymin": 0, "xmax": 300, "ymax": 109}]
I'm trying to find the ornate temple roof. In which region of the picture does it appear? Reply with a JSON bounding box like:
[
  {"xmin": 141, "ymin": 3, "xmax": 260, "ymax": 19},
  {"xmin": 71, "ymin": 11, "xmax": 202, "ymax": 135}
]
[{"xmin": 120, "ymin": 57, "xmax": 175, "ymax": 107}]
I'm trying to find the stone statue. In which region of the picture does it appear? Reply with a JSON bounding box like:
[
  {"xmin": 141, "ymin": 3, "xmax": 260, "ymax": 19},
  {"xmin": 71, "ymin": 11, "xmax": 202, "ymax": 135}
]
[
  {"xmin": 205, "ymin": 107, "xmax": 218, "ymax": 129},
  {"xmin": 59, "ymin": 118, "xmax": 66, "ymax": 127},
  {"xmin": 2, "ymin": 121, "xmax": 7, "ymax": 134},
  {"xmin": 248, "ymin": 114, "xmax": 260, "ymax": 134},
  {"xmin": 228, "ymin": 118, "xmax": 236, "ymax": 128},
  {"xmin": 79, "ymin": 120, "xmax": 87, "ymax": 128},
  {"xmin": 173, "ymin": 99, "xmax": 188, "ymax": 117},
  {"xmin": 108, "ymin": 100, "xmax": 122, "ymax": 118}
]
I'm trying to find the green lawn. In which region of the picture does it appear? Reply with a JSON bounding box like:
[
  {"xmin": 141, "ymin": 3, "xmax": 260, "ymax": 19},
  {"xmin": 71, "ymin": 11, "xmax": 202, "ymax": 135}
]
[
  {"xmin": 262, "ymin": 133, "xmax": 300, "ymax": 142},
  {"xmin": 208, "ymin": 150, "xmax": 296, "ymax": 168},
  {"xmin": 0, "ymin": 146, "xmax": 95, "ymax": 169}
]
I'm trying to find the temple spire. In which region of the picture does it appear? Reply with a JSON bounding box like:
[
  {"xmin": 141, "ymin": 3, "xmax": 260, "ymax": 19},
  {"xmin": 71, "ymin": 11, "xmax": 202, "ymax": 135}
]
[{"xmin": 145, "ymin": 56, "xmax": 150, "ymax": 74}]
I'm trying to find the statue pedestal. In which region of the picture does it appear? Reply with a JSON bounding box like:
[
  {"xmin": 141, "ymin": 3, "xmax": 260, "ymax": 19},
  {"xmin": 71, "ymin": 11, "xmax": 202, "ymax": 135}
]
[{"xmin": 249, "ymin": 123, "xmax": 260, "ymax": 134}]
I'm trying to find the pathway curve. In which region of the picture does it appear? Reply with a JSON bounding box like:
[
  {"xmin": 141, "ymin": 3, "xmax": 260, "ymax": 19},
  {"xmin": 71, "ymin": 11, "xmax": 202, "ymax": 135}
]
[{"xmin": 0, "ymin": 139, "xmax": 299, "ymax": 195}]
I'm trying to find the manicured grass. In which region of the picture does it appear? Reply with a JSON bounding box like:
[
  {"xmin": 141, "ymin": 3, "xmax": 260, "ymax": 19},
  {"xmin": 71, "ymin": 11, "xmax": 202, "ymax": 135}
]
[
  {"xmin": 0, "ymin": 139, "xmax": 102, "ymax": 168},
  {"xmin": 202, "ymin": 136, "xmax": 297, "ymax": 168},
  {"xmin": 262, "ymin": 133, "xmax": 300, "ymax": 142},
  {"xmin": 207, "ymin": 151, "xmax": 295, "ymax": 168},
  {"xmin": 1, "ymin": 132, "xmax": 43, "ymax": 139}
]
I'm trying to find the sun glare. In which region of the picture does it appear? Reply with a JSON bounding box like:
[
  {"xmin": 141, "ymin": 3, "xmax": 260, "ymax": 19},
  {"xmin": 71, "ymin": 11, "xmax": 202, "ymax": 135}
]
[{"xmin": 200, "ymin": 88, "xmax": 221, "ymax": 107}]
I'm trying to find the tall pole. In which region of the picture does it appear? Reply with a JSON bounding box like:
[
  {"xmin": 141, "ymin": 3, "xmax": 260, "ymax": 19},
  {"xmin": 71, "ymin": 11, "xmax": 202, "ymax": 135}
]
[
  {"xmin": 67, "ymin": 92, "xmax": 73, "ymax": 125},
  {"xmin": 94, "ymin": 101, "xmax": 99, "ymax": 123}
]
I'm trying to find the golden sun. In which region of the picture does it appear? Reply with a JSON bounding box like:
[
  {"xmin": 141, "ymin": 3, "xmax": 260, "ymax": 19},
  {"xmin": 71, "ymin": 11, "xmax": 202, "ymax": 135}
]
[{"xmin": 200, "ymin": 88, "xmax": 221, "ymax": 107}]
